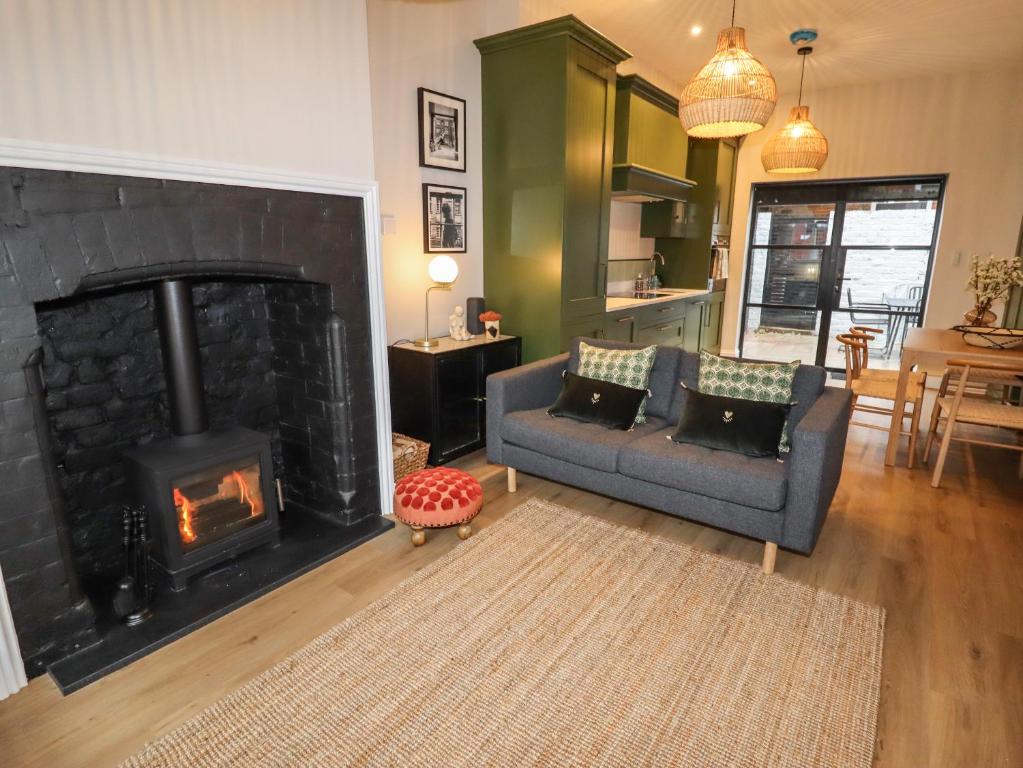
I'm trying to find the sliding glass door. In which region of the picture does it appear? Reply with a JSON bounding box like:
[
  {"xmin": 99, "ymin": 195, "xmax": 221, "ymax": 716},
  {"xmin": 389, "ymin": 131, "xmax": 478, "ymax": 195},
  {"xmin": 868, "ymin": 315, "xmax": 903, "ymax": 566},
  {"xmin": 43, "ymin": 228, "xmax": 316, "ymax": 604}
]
[{"xmin": 739, "ymin": 176, "xmax": 945, "ymax": 371}]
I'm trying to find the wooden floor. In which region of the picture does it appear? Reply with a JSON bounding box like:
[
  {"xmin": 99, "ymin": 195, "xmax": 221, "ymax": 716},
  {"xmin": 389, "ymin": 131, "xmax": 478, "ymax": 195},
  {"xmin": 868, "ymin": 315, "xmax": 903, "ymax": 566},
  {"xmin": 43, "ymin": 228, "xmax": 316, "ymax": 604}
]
[{"xmin": 1, "ymin": 418, "xmax": 1021, "ymax": 767}]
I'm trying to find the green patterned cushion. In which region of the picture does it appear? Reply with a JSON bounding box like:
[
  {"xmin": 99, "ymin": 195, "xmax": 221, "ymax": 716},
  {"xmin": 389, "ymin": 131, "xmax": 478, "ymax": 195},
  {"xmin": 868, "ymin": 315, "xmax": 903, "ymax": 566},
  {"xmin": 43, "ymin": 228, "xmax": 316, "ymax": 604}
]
[
  {"xmin": 577, "ymin": 342, "xmax": 657, "ymax": 424},
  {"xmin": 697, "ymin": 351, "xmax": 799, "ymax": 453}
]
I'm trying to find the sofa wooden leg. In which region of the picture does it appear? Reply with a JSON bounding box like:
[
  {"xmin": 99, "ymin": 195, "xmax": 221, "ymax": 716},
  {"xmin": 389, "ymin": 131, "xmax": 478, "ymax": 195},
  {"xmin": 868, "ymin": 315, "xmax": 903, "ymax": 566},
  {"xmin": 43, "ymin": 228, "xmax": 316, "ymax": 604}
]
[
  {"xmin": 507, "ymin": 467, "xmax": 517, "ymax": 493},
  {"xmin": 762, "ymin": 542, "xmax": 778, "ymax": 575}
]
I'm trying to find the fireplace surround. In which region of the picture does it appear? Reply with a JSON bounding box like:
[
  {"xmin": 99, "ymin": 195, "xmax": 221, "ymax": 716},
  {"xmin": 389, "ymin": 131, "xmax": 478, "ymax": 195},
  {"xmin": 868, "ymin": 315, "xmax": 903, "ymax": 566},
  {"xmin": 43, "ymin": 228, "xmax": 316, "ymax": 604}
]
[{"xmin": 0, "ymin": 156, "xmax": 393, "ymax": 686}]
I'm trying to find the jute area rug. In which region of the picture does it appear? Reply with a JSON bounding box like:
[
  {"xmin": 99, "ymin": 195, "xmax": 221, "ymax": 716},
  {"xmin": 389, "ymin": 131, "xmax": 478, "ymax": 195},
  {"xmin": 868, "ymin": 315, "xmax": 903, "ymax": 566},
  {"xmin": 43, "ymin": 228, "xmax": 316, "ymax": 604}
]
[{"xmin": 124, "ymin": 498, "xmax": 885, "ymax": 768}]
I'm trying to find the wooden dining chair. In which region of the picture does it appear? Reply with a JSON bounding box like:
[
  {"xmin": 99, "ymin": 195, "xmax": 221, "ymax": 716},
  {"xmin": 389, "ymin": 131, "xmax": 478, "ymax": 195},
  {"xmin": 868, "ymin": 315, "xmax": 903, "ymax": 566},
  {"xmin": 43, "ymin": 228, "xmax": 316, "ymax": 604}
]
[
  {"xmin": 847, "ymin": 326, "xmax": 890, "ymax": 376},
  {"xmin": 837, "ymin": 332, "xmax": 927, "ymax": 467},
  {"xmin": 935, "ymin": 362, "xmax": 1022, "ymax": 404},
  {"xmin": 923, "ymin": 359, "xmax": 1023, "ymax": 488}
]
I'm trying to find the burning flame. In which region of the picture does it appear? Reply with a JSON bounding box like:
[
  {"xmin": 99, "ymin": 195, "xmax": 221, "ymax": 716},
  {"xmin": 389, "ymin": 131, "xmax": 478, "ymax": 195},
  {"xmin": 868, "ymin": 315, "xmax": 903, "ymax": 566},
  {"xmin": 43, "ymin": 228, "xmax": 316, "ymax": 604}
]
[
  {"xmin": 232, "ymin": 470, "xmax": 263, "ymax": 518},
  {"xmin": 173, "ymin": 467, "xmax": 263, "ymax": 546},
  {"xmin": 173, "ymin": 487, "xmax": 197, "ymax": 544}
]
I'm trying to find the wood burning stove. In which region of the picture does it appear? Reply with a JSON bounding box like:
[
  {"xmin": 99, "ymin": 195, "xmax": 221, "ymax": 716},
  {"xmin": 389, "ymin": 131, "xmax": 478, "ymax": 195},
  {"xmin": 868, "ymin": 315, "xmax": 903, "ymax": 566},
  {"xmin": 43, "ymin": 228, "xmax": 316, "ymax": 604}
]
[{"xmin": 124, "ymin": 279, "xmax": 279, "ymax": 591}]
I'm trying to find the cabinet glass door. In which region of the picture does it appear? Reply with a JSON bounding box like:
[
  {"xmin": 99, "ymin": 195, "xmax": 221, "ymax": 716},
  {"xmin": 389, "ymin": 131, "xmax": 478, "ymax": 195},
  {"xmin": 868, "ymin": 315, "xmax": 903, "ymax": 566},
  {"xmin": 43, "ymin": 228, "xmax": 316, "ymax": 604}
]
[
  {"xmin": 435, "ymin": 353, "xmax": 482, "ymax": 460},
  {"xmin": 479, "ymin": 342, "xmax": 521, "ymax": 444}
]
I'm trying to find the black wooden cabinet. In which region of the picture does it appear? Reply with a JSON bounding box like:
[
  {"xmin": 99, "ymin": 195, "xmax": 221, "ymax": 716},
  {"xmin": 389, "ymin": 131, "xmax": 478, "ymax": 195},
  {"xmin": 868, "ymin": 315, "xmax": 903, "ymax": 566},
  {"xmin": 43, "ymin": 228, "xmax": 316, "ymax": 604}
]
[{"xmin": 388, "ymin": 336, "xmax": 522, "ymax": 465}]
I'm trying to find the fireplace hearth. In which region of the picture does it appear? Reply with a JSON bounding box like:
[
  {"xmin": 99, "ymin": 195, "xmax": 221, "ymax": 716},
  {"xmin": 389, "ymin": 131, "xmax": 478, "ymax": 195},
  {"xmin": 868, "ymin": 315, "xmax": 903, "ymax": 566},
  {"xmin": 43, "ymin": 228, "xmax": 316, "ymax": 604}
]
[{"xmin": 0, "ymin": 166, "xmax": 393, "ymax": 686}]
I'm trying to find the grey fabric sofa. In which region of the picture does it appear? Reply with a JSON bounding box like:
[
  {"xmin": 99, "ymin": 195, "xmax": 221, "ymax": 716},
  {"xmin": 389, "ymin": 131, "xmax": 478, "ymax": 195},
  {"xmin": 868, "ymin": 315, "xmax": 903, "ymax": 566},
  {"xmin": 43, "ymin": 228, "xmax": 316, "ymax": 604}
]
[{"xmin": 486, "ymin": 338, "xmax": 853, "ymax": 573}]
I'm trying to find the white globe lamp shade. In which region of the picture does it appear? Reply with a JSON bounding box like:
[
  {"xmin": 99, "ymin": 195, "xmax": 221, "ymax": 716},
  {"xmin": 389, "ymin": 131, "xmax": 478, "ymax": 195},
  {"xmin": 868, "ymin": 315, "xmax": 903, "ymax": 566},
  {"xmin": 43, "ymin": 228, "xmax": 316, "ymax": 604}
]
[{"xmin": 428, "ymin": 255, "xmax": 459, "ymax": 285}]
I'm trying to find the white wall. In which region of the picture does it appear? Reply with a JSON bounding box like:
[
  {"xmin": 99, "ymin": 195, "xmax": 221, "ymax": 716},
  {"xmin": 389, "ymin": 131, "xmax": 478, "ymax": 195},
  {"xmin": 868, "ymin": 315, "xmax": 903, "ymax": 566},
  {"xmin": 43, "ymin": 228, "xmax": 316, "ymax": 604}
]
[
  {"xmin": 723, "ymin": 65, "xmax": 1023, "ymax": 353},
  {"xmin": 367, "ymin": 0, "xmax": 500, "ymax": 343},
  {"xmin": 0, "ymin": 0, "xmax": 376, "ymax": 180}
]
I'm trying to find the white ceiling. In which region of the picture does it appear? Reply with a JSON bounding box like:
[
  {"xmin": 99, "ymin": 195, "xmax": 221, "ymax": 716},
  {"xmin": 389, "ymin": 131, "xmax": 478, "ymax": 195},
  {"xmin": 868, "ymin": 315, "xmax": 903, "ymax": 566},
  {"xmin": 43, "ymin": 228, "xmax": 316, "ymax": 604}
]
[{"xmin": 557, "ymin": 0, "xmax": 1023, "ymax": 93}]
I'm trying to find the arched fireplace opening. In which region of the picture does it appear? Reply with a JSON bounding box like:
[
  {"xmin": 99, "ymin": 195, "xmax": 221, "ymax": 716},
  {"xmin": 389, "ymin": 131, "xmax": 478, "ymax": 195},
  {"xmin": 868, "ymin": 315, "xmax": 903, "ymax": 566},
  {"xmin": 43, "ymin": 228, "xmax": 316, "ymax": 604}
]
[{"xmin": 0, "ymin": 167, "xmax": 390, "ymax": 689}]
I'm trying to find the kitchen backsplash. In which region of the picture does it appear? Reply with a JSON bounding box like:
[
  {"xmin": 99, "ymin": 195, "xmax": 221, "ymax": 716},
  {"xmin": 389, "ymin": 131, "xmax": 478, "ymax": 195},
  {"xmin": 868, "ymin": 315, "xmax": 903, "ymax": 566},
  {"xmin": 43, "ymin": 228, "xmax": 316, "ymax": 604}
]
[
  {"xmin": 608, "ymin": 201, "xmax": 657, "ymax": 261},
  {"xmin": 608, "ymin": 259, "xmax": 655, "ymax": 294}
]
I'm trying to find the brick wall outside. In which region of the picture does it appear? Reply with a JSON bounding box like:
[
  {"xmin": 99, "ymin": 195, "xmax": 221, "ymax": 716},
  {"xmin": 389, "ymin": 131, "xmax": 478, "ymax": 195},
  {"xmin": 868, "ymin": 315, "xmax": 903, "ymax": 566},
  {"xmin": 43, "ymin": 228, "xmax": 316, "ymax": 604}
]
[{"xmin": 746, "ymin": 204, "xmax": 936, "ymax": 332}]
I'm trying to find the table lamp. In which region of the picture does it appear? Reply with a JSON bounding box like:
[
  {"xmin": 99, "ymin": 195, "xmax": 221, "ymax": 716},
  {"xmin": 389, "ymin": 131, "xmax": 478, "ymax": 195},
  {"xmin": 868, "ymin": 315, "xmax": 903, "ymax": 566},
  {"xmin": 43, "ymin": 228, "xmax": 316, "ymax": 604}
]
[{"xmin": 414, "ymin": 255, "xmax": 459, "ymax": 348}]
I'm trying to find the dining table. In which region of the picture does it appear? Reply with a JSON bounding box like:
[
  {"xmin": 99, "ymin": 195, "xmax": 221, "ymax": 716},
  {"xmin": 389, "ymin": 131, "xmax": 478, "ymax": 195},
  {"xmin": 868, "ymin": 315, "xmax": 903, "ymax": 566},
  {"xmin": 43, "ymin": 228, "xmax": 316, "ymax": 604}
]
[{"xmin": 884, "ymin": 327, "xmax": 1023, "ymax": 465}]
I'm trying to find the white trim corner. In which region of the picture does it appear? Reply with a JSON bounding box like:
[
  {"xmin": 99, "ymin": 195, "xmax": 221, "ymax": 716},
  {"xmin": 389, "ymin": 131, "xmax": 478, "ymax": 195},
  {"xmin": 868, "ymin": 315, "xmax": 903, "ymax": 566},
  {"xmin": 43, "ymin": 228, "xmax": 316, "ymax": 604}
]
[{"xmin": 0, "ymin": 563, "xmax": 28, "ymax": 701}]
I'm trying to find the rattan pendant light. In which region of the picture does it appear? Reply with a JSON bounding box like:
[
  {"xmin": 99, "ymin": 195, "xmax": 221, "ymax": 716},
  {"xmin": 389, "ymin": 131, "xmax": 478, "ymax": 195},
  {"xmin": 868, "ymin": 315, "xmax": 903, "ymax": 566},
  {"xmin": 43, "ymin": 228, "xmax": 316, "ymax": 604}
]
[
  {"xmin": 678, "ymin": 0, "xmax": 777, "ymax": 138},
  {"xmin": 762, "ymin": 45, "xmax": 829, "ymax": 173}
]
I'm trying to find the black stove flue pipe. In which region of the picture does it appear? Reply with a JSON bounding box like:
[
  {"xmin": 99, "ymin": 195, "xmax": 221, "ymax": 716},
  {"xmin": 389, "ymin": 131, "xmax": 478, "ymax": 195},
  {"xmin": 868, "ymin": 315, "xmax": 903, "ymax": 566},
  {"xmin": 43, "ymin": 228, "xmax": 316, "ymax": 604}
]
[{"xmin": 155, "ymin": 279, "xmax": 208, "ymax": 436}]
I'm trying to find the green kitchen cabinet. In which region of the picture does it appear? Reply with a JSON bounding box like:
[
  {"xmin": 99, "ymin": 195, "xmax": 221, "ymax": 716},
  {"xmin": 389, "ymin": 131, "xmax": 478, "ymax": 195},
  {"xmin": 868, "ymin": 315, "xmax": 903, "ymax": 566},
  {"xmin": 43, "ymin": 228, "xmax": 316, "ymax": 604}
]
[
  {"xmin": 679, "ymin": 291, "xmax": 725, "ymax": 354},
  {"xmin": 605, "ymin": 293, "xmax": 722, "ymax": 352},
  {"xmin": 682, "ymin": 300, "xmax": 703, "ymax": 352},
  {"xmin": 636, "ymin": 317, "xmax": 684, "ymax": 347},
  {"xmin": 604, "ymin": 311, "xmax": 637, "ymax": 342},
  {"xmin": 703, "ymin": 291, "xmax": 724, "ymax": 354},
  {"xmin": 713, "ymin": 140, "xmax": 738, "ymax": 236},
  {"xmin": 656, "ymin": 139, "xmax": 739, "ymax": 289},
  {"xmin": 475, "ymin": 17, "xmax": 630, "ymax": 363},
  {"xmin": 612, "ymin": 75, "xmax": 687, "ymax": 178}
]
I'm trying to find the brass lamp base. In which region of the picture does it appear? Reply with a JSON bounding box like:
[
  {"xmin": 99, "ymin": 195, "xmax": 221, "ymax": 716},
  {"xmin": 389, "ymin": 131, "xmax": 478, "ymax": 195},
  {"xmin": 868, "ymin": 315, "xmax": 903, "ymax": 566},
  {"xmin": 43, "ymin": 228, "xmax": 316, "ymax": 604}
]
[{"xmin": 413, "ymin": 338, "xmax": 439, "ymax": 348}]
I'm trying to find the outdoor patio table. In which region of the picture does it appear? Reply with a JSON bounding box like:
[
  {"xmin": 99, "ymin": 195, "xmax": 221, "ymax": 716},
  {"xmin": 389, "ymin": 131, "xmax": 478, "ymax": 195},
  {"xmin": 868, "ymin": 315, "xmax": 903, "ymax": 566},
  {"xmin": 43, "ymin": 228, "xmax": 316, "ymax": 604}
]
[{"xmin": 882, "ymin": 296, "xmax": 922, "ymax": 357}]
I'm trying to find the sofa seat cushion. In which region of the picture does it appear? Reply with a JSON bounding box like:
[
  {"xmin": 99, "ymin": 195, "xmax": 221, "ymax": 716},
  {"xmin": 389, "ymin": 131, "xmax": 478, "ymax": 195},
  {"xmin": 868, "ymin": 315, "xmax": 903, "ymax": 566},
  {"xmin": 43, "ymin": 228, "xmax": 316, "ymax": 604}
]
[
  {"xmin": 501, "ymin": 408, "xmax": 666, "ymax": 473},
  {"xmin": 618, "ymin": 429, "xmax": 789, "ymax": 512}
]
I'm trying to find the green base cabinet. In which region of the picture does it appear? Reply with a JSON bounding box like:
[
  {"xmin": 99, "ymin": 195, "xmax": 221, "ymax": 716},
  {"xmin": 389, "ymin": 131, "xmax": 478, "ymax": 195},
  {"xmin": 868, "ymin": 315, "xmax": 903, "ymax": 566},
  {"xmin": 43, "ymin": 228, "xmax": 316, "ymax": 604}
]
[
  {"xmin": 687, "ymin": 291, "xmax": 724, "ymax": 354},
  {"xmin": 476, "ymin": 17, "xmax": 630, "ymax": 363},
  {"xmin": 604, "ymin": 292, "xmax": 723, "ymax": 353}
]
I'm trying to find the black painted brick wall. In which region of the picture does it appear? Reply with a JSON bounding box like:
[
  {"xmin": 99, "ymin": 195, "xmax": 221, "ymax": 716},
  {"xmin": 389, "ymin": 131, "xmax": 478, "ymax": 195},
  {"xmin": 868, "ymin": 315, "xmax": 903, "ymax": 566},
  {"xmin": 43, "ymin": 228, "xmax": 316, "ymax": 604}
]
[
  {"xmin": 266, "ymin": 282, "xmax": 367, "ymax": 523},
  {"xmin": 0, "ymin": 167, "xmax": 378, "ymax": 677}
]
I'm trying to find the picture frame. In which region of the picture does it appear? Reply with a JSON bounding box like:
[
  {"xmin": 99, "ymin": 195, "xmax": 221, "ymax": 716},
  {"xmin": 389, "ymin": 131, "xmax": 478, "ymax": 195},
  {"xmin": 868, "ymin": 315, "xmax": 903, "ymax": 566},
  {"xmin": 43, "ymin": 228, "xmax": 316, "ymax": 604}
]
[
  {"xmin": 422, "ymin": 183, "xmax": 467, "ymax": 254},
  {"xmin": 418, "ymin": 87, "xmax": 466, "ymax": 172}
]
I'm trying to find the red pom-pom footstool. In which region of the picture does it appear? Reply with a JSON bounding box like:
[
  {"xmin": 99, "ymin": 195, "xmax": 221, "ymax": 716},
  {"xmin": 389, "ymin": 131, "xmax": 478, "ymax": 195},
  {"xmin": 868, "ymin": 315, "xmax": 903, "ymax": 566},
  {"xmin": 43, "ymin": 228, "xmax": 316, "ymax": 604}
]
[{"xmin": 393, "ymin": 467, "xmax": 483, "ymax": 546}]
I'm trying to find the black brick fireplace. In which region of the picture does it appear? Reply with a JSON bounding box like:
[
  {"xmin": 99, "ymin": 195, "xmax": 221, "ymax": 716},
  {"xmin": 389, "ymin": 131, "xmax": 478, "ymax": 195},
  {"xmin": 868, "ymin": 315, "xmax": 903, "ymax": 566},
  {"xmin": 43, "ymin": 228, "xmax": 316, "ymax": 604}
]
[{"xmin": 0, "ymin": 166, "xmax": 391, "ymax": 689}]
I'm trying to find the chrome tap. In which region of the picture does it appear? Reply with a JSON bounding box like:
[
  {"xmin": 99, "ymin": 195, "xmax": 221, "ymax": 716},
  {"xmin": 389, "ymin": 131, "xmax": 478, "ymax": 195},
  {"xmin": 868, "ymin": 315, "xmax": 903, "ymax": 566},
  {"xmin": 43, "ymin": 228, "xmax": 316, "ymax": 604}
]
[{"xmin": 647, "ymin": 251, "xmax": 665, "ymax": 288}]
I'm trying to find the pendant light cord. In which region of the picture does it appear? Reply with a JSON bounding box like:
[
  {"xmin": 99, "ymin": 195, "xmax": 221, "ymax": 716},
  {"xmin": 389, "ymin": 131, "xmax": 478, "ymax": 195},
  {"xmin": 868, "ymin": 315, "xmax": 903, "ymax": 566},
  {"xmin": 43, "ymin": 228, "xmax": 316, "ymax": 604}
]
[
  {"xmin": 797, "ymin": 54, "xmax": 806, "ymax": 106},
  {"xmin": 796, "ymin": 47, "xmax": 811, "ymax": 106},
  {"xmin": 730, "ymin": 0, "xmax": 736, "ymax": 27}
]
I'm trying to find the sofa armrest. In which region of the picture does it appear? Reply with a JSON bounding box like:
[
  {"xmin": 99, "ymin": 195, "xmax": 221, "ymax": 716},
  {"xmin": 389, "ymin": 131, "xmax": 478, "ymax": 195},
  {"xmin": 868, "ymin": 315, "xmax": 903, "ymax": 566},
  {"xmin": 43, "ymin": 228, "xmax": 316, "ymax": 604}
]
[
  {"xmin": 781, "ymin": 387, "xmax": 852, "ymax": 553},
  {"xmin": 486, "ymin": 353, "xmax": 569, "ymax": 464}
]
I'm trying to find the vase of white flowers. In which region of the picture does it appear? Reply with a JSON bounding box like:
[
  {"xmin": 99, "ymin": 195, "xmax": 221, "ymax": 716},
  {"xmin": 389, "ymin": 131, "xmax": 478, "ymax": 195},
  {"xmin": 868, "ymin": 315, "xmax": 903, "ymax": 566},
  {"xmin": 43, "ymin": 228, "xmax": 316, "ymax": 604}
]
[{"xmin": 964, "ymin": 253, "xmax": 1023, "ymax": 326}]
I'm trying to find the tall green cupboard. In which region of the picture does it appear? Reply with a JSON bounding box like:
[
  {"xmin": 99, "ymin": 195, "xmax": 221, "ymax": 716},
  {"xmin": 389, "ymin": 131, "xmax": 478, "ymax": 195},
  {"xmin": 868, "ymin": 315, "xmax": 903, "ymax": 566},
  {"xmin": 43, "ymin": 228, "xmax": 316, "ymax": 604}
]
[{"xmin": 475, "ymin": 16, "xmax": 630, "ymax": 362}]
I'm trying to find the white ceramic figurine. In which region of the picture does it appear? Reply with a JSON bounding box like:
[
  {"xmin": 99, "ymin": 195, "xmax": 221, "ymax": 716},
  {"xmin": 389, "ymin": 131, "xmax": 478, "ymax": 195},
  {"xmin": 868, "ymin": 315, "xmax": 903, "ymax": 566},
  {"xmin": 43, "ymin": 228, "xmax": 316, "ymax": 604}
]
[{"xmin": 448, "ymin": 305, "xmax": 473, "ymax": 341}]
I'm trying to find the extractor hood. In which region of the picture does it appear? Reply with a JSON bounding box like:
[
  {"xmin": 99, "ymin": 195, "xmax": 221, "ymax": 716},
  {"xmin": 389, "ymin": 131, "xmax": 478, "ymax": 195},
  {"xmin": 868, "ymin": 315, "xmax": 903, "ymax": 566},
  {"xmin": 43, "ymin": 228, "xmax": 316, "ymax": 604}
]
[{"xmin": 611, "ymin": 163, "xmax": 697, "ymax": 204}]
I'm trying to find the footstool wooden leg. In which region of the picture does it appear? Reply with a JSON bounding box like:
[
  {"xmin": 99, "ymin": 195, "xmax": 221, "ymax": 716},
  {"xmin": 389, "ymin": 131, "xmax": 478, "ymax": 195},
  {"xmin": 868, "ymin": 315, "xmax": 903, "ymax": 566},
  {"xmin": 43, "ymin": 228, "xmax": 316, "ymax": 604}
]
[
  {"xmin": 507, "ymin": 467, "xmax": 517, "ymax": 493},
  {"xmin": 457, "ymin": 523, "xmax": 472, "ymax": 540},
  {"xmin": 410, "ymin": 526, "xmax": 426, "ymax": 547}
]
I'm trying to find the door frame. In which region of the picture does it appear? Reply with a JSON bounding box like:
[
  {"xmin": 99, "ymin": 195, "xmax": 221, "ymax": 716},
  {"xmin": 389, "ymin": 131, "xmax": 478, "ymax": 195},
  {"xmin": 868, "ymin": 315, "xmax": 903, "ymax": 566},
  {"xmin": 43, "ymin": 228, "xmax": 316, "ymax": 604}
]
[{"xmin": 738, "ymin": 174, "xmax": 947, "ymax": 371}]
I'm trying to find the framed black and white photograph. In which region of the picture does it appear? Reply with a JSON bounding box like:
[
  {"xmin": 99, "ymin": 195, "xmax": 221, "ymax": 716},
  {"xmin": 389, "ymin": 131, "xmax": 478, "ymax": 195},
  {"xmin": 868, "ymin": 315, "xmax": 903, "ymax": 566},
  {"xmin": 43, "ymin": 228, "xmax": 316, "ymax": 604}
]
[
  {"xmin": 422, "ymin": 183, "xmax": 466, "ymax": 253},
  {"xmin": 418, "ymin": 87, "xmax": 466, "ymax": 172}
]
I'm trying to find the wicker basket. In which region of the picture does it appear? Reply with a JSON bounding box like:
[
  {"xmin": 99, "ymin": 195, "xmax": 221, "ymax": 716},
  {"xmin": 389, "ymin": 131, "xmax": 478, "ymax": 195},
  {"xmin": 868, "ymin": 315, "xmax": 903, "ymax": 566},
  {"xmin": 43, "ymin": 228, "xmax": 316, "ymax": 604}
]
[{"xmin": 392, "ymin": 432, "xmax": 430, "ymax": 482}]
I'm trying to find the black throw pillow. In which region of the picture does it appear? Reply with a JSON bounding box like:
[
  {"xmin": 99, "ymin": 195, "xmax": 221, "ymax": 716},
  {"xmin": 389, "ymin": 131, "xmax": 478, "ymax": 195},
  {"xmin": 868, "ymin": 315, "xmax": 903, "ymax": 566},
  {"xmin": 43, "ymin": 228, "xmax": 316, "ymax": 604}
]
[
  {"xmin": 671, "ymin": 386, "xmax": 791, "ymax": 458},
  {"xmin": 548, "ymin": 372, "xmax": 648, "ymax": 431}
]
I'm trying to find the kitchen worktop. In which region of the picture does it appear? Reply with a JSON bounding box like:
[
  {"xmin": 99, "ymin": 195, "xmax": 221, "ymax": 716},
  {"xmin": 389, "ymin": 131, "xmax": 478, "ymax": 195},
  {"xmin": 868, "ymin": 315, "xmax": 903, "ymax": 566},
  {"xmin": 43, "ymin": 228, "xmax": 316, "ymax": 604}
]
[{"xmin": 605, "ymin": 287, "xmax": 710, "ymax": 312}]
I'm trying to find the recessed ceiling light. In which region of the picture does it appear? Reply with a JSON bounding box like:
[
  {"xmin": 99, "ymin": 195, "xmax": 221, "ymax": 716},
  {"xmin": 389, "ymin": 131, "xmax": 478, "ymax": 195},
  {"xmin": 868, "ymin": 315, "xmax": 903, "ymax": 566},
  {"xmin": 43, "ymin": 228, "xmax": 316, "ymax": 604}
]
[{"xmin": 690, "ymin": 25, "xmax": 702, "ymax": 36}]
